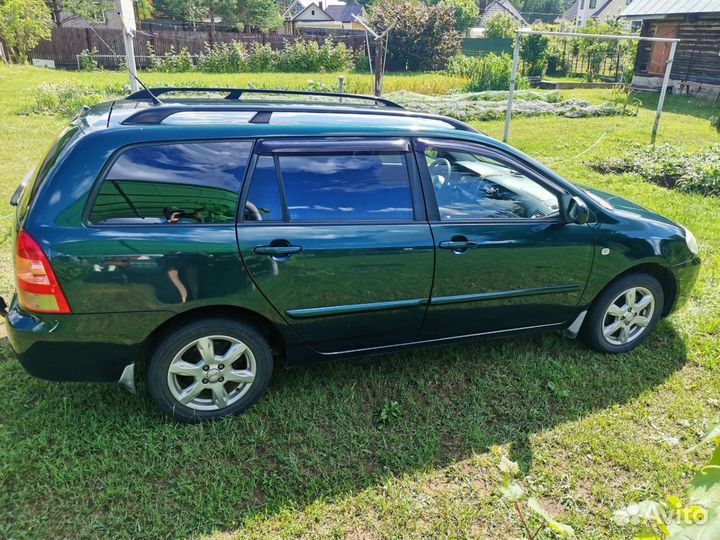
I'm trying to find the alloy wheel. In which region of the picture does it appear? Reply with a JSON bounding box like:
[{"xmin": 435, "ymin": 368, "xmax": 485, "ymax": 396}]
[
  {"xmin": 166, "ymin": 335, "xmax": 256, "ymax": 411},
  {"xmin": 601, "ymin": 286, "xmax": 655, "ymax": 346}
]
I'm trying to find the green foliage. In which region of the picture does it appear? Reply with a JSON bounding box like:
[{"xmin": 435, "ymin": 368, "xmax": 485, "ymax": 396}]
[
  {"xmin": 614, "ymin": 419, "xmax": 720, "ymax": 540},
  {"xmin": 0, "ymin": 0, "xmax": 52, "ymax": 62},
  {"xmin": 608, "ymin": 83, "xmax": 641, "ymax": 116},
  {"xmin": 494, "ymin": 448, "xmax": 576, "ymax": 538},
  {"xmin": 441, "ymin": 0, "xmax": 480, "ymax": 34},
  {"xmin": 520, "ymin": 34, "xmax": 549, "ymax": 77},
  {"xmin": 44, "ymin": 0, "xmax": 113, "ymax": 26},
  {"xmin": 78, "ymin": 48, "xmax": 99, "ymax": 71},
  {"xmin": 194, "ymin": 38, "xmax": 355, "ymax": 73},
  {"xmin": 710, "ymin": 116, "xmax": 720, "ymax": 134},
  {"xmin": 136, "ymin": 0, "xmax": 155, "ymax": 20},
  {"xmin": 483, "ymin": 13, "xmax": 518, "ymax": 39},
  {"xmin": 447, "ymin": 53, "xmax": 529, "ymax": 92},
  {"xmin": 575, "ymin": 20, "xmax": 625, "ymax": 81},
  {"xmin": 588, "ymin": 143, "xmax": 720, "ymax": 196},
  {"xmin": 276, "ymin": 38, "xmax": 354, "ymax": 72},
  {"xmin": 378, "ymin": 400, "xmax": 402, "ymax": 428},
  {"xmin": 17, "ymin": 82, "xmax": 124, "ymax": 116},
  {"xmin": 370, "ymin": 0, "xmax": 461, "ymax": 71},
  {"xmin": 155, "ymin": 0, "xmax": 281, "ymax": 31}
]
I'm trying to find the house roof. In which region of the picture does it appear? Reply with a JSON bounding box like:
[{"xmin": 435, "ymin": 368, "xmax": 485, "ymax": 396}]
[
  {"xmin": 563, "ymin": 0, "xmax": 615, "ymax": 19},
  {"xmin": 621, "ymin": 0, "xmax": 720, "ymax": 18},
  {"xmin": 480, "ymin": 0, "xmax": 528, "ymax": 25},
  {"xmin": 294, "ymin": 2, "xmax": 334, "ymax": 21},
  {"xmin": 325, "ymin": 3, "xmax": 363, "ymax": 22}
]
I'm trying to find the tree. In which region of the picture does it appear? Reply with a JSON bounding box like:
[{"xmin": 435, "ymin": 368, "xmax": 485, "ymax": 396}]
[
  {"xmin": 219, "ymin": 0, "xmax": 283, "ymax": 32},
  {"xmin": 440, "ymin": 0, "xmax": 479, "ymax": 34},
  {"xmin": 43, "ymin": 0, "xmax": 113, "ymax": 26},
  {"xmin": 483, "ymin": 12, "xmax": 518, "ymax": 39},
  {"xmin": 155, "ymin": 0, "xmax": 282, "ymax": 33},
  {"xmin": 370, "ymin": 0, "xmax": 461, "ymax": 71},
  {"xmin": 0, "ymin": 0, "xmax": 52, "ymax": 62},
  {"xmin": 518, "ymin": 0, "xmax": 563, "ymax": 23},
  {"xmin": 520, "ymin": 33, "xmax": 549, "ymax": 76}
]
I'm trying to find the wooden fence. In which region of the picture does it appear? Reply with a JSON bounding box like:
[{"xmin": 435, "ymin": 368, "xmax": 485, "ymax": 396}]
[{"xmin": 29, "ymin": 26, "xmax": 366, "ymax": 68}]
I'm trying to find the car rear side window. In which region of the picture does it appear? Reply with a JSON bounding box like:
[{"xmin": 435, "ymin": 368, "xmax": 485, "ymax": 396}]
[
  {"xmin": 244, "ymin": 156, "xmax": 284, "ymax": 222},
  {"xmin": 278, "ymin": 153, "xmax": 414, "ymax": 222},
  {"xmin": 88, "ymin": 141, "xmax": 252, "ymax": 225}
]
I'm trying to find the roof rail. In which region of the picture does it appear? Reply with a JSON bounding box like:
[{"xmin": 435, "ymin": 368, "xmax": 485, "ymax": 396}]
[
  {"xmin": 125, "ymin": 87, "xmax": 403, "ymax": 108},
  {"xmin": 119, "ymin": 103, "xmax": 479, "ymax": 133}
]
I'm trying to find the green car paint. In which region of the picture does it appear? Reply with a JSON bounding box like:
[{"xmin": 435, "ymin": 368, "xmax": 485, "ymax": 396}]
[{"xmin": 2, "ymin": 96, "xmax": 701, "ymax": 384}]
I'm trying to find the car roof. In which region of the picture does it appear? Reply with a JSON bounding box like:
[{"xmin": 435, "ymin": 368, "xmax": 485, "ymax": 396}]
[{"xmin": 77, "ymin": 88, "xmax": 483, "ymax": 138}]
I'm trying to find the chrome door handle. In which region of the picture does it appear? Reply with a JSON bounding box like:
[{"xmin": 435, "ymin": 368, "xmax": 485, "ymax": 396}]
[
  {"xmin": 253, "ymin": 245, "xmax": 303, "ymax": 256},
  {"xmin": 439, "ymin": 240, "xmax": 478, "ymax": 250}
]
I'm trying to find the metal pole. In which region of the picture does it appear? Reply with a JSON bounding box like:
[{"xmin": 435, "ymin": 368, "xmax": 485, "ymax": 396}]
[
  {"xmin": 651, "ymin": 40, "xmax": 677, "ymax": 145},
  {"xmin": 503, "ymin": 33, "xmax": 521, "ymax": 143},
  {"xmin": 123, "ymin": 30, "xmax": 139, "ymax": 92}
]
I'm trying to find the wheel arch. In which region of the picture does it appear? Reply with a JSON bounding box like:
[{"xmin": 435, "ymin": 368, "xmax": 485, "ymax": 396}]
[
  {"xmin": 139, "ymin": 305, "xmax": 287, "ymax": 372},
  {"xmin": 591, "ymin": 262, "xmax": 678, "ymax": 317}
]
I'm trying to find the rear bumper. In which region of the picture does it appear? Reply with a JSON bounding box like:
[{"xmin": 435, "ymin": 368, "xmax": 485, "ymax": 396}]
[
  {"xmin": 3, "ymin": 295, "xmax": 170, "ymax": 383},
  {"xmin": 669, "ymin": 255, "xmax": 701, "ymax": 314}
]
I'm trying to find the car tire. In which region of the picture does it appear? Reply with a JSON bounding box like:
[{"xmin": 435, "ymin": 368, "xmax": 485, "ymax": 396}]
[
  {"xmin": 147, "ymin": 318, "xmax": 273, "ymax": 423},
  {"xmin": 580, "ymin": 273, "xmax": 664, "ymax": 354}
]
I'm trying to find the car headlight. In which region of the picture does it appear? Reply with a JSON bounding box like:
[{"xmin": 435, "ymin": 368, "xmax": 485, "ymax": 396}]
[{"xmin": 684, "ymin": 227, "xmax": 699, "ymax": 256}]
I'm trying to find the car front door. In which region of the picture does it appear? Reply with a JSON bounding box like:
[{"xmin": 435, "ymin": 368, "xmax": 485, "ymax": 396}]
[
  {"xmin": 236, "ymin": 138, "xmax": 435, "ymax": 353},
  {"xmin": 415, "ymin": 138, "xmax": 595, "ymax": 340}
]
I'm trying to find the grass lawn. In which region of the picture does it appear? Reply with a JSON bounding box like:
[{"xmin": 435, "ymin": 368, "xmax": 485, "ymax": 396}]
[{"xmin": 0, "ymin": 64, "xmax": 719, "ymax": 539}]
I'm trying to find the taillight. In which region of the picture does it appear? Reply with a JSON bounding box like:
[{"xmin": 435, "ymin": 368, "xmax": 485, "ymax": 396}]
[{"xmin": 15, "ymin": 230, "xmax": 71, "ymax": 314}]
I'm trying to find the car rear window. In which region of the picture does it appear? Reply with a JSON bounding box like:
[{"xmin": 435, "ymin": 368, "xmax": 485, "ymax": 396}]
[
  {"xmin": 88, "ymin": 141, "xmax": 252, "ymax": 225},
  {"xmin": 277, "ymin": 153, "xmax": 414, "ymax": 222}
]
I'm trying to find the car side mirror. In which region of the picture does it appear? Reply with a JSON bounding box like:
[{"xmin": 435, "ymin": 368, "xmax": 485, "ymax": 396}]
[{"xmin": 560, "ymin": 194, "xmax": 590, "ymax": 225}]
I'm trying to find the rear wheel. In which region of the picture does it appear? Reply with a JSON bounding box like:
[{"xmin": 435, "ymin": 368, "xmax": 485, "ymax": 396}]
[
  {"xmin": 581, "ymin": 273, "xmax": 664, "ymax": 354},
  {"xmin": 147, "ymin": 318, "xmax": 273, "ymax": 423}
]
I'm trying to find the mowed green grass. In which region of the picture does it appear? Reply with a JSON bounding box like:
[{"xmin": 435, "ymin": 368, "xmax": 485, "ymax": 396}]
[{"xmin": 0, "ymin": 64, "xmax": 719, "ymax": 539}]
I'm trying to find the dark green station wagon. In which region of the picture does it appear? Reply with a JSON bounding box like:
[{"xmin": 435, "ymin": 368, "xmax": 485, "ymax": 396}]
[{"xmin": 2, "ymin": 88, "xmax": 700, "ymax": 422}]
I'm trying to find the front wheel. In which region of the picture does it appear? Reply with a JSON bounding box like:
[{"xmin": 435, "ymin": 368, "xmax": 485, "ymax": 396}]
[
  {"xmin": 147, "ymin": 318, "xmax": 273, "ymax": 423},
  {"xmin": 581, "ymin": 273, "xmax": 664, "ymax": 354}
]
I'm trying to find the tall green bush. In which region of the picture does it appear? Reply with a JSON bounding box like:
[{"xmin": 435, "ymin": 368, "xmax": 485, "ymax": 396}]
[
  {"xmin": 447, "ymin": 53, "xmax": 529, "ymax": 91},
  {"xmin": 166, "ymin": 38, "xmax": 355, "ymax": 73},
  {"xmin": 370, "ymin": 0, "xmax": 460, "ymax": 71},
  {"xmin": 483, "ymin": 13, "xmax": 518, "ymax": 39}
]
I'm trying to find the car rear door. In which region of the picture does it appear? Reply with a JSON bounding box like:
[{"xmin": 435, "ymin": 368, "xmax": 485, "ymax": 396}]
[
  {"xmin": 236, "ymin": 138, "xmax": 435, "ymax": 353},
  {"xmin": 415, "ymin": 137, "xmax": 594, "ymax": 340}
]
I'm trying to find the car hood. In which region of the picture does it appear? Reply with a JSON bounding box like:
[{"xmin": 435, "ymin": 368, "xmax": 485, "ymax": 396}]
[{"xmin": 582, "ymin": 186, "xmax": 678, "ymax": 227}]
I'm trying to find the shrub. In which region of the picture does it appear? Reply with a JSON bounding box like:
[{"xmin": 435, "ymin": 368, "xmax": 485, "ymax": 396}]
[
  {"xmin": 158, "ymin": 46, "xmax": 194, "ymax": 72},
  {"xmin": 276, "ymin": 38, "xmax": 354, "ymax": 72},
  {"xmin": 447, "ymin": 53, "xmax": 529, "ymax": 92},
  {"xmin": 163, "ymin": 38, "xmax": 354, "ymax": 73},
  {"xmin": 18, "ymin": 83, "xmax": 125, "ymax": 117},
  {"xmin": 520, "ymin": 34, "xmax": 549, "ymax": 77},
  {"xmin": 710, "ymin": 115, "xmax": 720, "ymax": 133},
  {"xmin": 197, "ymin": 42, "xmax": 249, "ymax": 72},
  {"xmin": 441, "ymin": 0, "xmax": 480, "ymax": 34},
  {"xmin": 370, "ymin": 0, "xmax": 461, "ymax": 71},
  {"xmin": 587, "ymin": 144, "xmax": 720, "ymax": 197},
  {"xmin": 248, "ymin": 43, "xmax": 276, "ymax": 71},
  {"xmin": 78, "ymin": 48, "xmax": 99, "ymax": 71},
  {"xmin": 484, "ymin": 13, "xmax": 518, "ymax": 39}
]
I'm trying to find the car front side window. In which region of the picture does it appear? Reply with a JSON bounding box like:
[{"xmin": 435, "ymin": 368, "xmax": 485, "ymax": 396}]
[{"xmin": 423, "ymin": 147, "xmax": 560, "ymax": 221}]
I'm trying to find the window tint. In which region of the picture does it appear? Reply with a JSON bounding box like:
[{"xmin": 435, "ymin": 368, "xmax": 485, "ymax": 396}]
[
  {"xmin": 244, "ymin": 156, "xmax": 283, "ymax": 222},
  {"xmin": 424, "ymin": 148, "xmax": 559, "ymax": 220},
  {"xmin": 89, "ymin": 141, "xmax": 251, "ymax": 225},
  {"xmin": 279, "ymin": 153, "xmax": 414, "ymax": 222}
]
